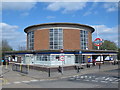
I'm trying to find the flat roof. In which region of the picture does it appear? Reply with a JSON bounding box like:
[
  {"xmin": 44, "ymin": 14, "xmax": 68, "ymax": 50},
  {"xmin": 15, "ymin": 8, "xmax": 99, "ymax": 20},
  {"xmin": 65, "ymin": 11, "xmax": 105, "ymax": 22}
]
[
  {"xmin": 24, "ymin": 22, "xmax": 95, "ymax": 33},
  {"xmin": 4, "ymin": 49, "xmax": 118, "ymax": 55}
]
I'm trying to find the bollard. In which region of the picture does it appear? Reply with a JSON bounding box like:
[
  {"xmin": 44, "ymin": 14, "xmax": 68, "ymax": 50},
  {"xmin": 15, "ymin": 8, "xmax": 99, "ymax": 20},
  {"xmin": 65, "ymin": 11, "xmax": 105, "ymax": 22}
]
[
  {"xmin": 5, "ymin": 61, "xmax": 8, "ymax": 69},
  {"xmin": 99, "ymin": 64, "xmax": 101, "ymax": 69},
  {"xmin": 20, "ymin": 64, "xmax": 22, "ymax": 72},
  {"xmin": 28, "ymin": 64, "xmax": 30, "ymax": 72},
  {"xmin": 77, "ymin": 66, "xmax": 80, "ymax": 73},
  {"xmin": 48, "ymin": 68, "xmax": 51, "ymax": 77}
]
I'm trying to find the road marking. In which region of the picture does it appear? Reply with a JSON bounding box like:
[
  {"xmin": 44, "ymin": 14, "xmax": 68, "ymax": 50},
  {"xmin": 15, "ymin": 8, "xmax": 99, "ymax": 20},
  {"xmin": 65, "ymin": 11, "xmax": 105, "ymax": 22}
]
[
  {"xmin": 88, "ymin": 76, "xmax": 92, "ymax": 78},
  {"xmin": 13, "ymin": 82, "xmax": 21, "ymax": 84},
  {"xmin": 22, "ymin": 81, "xmax": 30, "ymax": 83},
  {"xmin": 39, "ymin": 80, "xmax": 45, "ymax": 81},
  {"xmin": 101, "ymin": 81, "xmax": 108, "ymax": 83},
  {"xmin": 105, "ymin": 78, "xmax": 110, "ymax": 80},
  {"xmin": 109, "ymin": 79, "xmax": 113, "ymax": 81},
  {"xmin": 70, "ymin": 78, "xmax": 75, "ymax": 80},
  {"xmin": 102, "ymin": 77, "xmax": 106, "ymax": 78},
  {"xmin": 84, "ymin": 79, "xmax": 89, "ymax": 81},
  {"xmin": 5, "ymin": 83, "xmax": 11, "ymax": 85},
  {"xmin": 115, "ymin": 79, "xmax": 120, "ymax": 81},
  {"xmin": 111, "ymin": 82, "xmax": 118, "ymax": 84},
  {"xmin": 76, "ymin": 76, "xmax": 80, "ymax": 79},
  {"xmin": 92, "ymin": 80, "xmax": 98, "ymax": 82},
  {"xmin": 80, "ymin": 76, "xmax": 84, "ymax": 78},
  {"xmin": 30, "ymin": 80, "xmax": 39, "ymax": 82}
]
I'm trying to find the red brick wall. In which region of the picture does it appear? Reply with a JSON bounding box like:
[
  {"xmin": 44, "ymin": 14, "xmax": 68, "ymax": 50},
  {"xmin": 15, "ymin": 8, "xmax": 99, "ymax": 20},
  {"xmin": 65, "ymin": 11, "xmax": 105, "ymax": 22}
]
[
  {"xmin": 63, "ymin": 29, "xmax": 80, "ymax": 50},
  {"xmin": 34, "ymin": 29, "xmax": 49, "ymax": 50}
]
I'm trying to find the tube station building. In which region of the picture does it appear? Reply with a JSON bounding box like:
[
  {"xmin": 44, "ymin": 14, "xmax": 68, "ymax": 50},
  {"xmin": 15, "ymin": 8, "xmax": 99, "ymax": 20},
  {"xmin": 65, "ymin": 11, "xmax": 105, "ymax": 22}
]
[{"xmin": 4, "ymin": 23, "xmax": 118, "ymax": 66}]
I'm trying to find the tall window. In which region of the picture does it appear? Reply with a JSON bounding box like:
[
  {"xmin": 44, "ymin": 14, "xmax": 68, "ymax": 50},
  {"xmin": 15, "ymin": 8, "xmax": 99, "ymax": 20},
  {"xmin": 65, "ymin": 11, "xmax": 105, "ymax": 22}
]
[
  {"xmin": 49, "ymin": 28, "xmax": 63, "ymax": 50},
  {"xmin": 28, "ymin": 31, "xmax": 34, "ymax": 50},
  {"xmin": 80, "ymin": 30, "xmax": 88, "ymax": 50}
]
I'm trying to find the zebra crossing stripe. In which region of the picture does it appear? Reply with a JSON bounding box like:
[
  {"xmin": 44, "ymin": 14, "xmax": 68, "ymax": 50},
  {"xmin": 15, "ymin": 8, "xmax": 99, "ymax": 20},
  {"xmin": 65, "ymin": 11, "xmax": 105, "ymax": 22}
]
[
  {"xmin": 84, "ymin": 80, "xmax": 89, "ymax": 81},
  {"xmin": 22, "ymin": 81, "xmax": 30, "ymax": 83},
  {"xmin": 101, "ymin": 81, "xmax": 108, "ymax": 83},
  {"xmin": 30, "ymin": 80, "xmax": 39, "ymax": 82},
  {"xmin": 13, "ymin": 82, "xmax": 21, "ymax": 84},
  {"xmin": 80, "ymin": 76, "xmax": 84, "ymax": 78},
  {"xmin": 111, "ymin": 82, "xmax": 118, "ymax": 84},
  {"xmin": 92, "ymin": 80, "xmax": 98, "ymax": 82}
]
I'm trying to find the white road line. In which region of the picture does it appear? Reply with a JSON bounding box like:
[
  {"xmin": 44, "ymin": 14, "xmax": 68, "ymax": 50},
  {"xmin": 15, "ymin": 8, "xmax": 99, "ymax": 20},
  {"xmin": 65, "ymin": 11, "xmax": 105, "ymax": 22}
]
[
  {"xmin": 13, "ymin": 82, "xmax": 21, "ymax": 84},
  {"xmin": 22, "ymin": 81, "xmax": 30, "ymax": 83},
  {"xmin": 115, "ymin": 79, "xmax": 120, "ymax": 82},
  {"xmin": 111, "ymin": 82, "xmax": 118, "ymax": 84},
  {"xmin": 84, "ymin": 80, "xmax": 89, "ymax": 81},
  {"xmin": 105, "ymin": 78, "xmax": 110, "ymax": 80},
  {"xmin": 102, "ymin": 77, "xmax": 106, "ymax": 78},
  {"xmin": 92, "ymin": 80, "xmax": 98, "ymax": 82},
  {"xmin": 5, "ymin": 83, "xmax": 11, "ymax": 85},
  {"xmin": 80, "ymin": 76, "xmax": 84, "ymax": 78},
  {"xmin": 101, "ymin": 81, "xmax": 108, "ymax": 83},
  {"xmin": 30, "ymin": 80, "xmax": 39, "ymax": 82},
  {"xmin": 76, "ymin": 79, "xmax": 81, "ymax": 80},
  {"xmin": 95, "ymin": 78, "xmax": 100, "ymax": 79},
  {"xmin": 109, "ymin": 79, "xmax": 113, "ymax": 81},
  {"xmin": 39, "ymin": 80, "xmax": 45, "ymax": 81}
]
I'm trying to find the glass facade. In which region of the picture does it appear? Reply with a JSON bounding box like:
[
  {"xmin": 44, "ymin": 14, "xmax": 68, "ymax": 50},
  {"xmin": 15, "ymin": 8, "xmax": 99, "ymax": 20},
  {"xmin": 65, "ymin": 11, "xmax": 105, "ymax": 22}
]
[
  {"xmin": 36, "ymin": 55, "xmax": 50, "ymax": 61},
  {"xmin": 28, "ymin": 31, "xmax": 34, "ymax": 50},
  {"xmin": 80, "ymin": 30, "xmax": 88, "ymax": 50},
  {"xmin": 49, "ymin": 28, "xmax": 63, "ymax": 50}
]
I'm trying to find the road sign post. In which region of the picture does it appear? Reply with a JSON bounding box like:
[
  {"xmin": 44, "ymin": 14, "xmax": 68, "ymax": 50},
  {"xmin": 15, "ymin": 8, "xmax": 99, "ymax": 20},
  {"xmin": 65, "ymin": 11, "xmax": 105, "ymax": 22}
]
[{"xmin": 60, "ymin": 55, "xmax": 64, "ymax": 75}]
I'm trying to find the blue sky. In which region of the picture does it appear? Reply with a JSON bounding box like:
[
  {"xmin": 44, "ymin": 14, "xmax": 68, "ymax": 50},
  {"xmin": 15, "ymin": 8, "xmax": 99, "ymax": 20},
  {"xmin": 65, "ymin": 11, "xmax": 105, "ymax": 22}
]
[{"xmin": 1, "ymin": 2, "xmax": 119, "ymax": 50}]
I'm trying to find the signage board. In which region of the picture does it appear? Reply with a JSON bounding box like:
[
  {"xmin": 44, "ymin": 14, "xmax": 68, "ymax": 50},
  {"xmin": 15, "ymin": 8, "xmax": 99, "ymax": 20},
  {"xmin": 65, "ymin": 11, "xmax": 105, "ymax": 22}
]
[
  {"xmin": 94, "ymin": 38, "xmax": 103, "ymax": 46},
  {"xmin": 60, "ymin": 56, "xmax": 64, "ymax": 61}
]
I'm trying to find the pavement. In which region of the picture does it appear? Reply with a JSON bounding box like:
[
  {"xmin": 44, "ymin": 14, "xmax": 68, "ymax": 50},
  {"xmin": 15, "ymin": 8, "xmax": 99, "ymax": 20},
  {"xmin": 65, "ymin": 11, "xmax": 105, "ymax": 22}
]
[{"xmin": 1, "ymin": 63, "xmax": 119, "ymax": 88}]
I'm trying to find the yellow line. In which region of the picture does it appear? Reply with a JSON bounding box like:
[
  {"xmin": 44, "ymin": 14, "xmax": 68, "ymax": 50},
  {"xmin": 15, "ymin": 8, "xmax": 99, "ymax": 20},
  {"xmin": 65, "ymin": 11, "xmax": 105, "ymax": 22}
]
[{"xmin": 0, "ymin": 78, "xmax": 8, "ymax": 85}]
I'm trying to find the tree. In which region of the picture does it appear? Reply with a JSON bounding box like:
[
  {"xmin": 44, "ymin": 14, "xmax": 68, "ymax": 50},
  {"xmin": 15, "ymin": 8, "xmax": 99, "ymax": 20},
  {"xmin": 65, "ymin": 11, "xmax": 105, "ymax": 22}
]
[
  {"xmin": 17, "ymin": 45, "xmax": 26, "ymax": 51},
  {"xmin": 93, "ymin": 40, "xmax": 118, "ymax": 50},
  {"xmin": 2, "ymin": 39, "xmax": 13, "ymax": 51}
]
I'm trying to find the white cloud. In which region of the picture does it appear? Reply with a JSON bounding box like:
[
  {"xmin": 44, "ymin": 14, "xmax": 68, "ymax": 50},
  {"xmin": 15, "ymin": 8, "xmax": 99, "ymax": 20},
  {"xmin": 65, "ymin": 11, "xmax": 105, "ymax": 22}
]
[
  {"xmin": 92, "ymin": 25, "xmax": 118, "ymax": 45},
  {"xmin": 83, "ymin": 2, "xmax": 98, "ymax": 16},
  {"xmin": 2, "ymin": 2, "xmax": 37, "ymax": 11},
  {"xmin": 46, "ymin": 16, "xmax": 56, "ymax": 19},
  {"xmin": 103, "ymin": 2, "xmax": 118, "ymax": 12},
  {"xmin": 2, "ymin": 0, "xmax": 119, "ymax": 2},
  {"xmin": 21, "ymin": 12, "xmax": 29, "ymax": 16},
  {"xmin": 1, "ymin": 23, "xmax": 26, "ymax": 50},
  {"xmin": 46, "ymin": 2, "xmax": 86, "ymax": 13}
]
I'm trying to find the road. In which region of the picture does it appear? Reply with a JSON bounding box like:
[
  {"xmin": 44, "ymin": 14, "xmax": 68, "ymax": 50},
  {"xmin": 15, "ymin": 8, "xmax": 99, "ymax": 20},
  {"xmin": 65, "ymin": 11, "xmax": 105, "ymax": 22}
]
[{"xmin": 1, "ymin": 64, "xmax": 119, "ymax": 88}]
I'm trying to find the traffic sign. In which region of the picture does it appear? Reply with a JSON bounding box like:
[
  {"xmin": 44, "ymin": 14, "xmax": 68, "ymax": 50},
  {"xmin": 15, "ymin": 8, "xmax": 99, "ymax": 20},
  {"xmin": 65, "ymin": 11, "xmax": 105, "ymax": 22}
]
[
  {"xmin": 60, "ymin": 56, "xmax": 64, "ymax": 61},
  {"xmin": 94, "ymin": 38, "xmax": 103, "ymax": 46}
]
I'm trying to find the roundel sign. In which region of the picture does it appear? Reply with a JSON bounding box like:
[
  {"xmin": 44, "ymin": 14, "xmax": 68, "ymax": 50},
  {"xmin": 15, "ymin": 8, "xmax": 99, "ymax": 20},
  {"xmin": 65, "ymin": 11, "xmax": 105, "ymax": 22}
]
[
  {"xmin": 94, "ymin": 38, "xmax": 103, "ymax": 46},
  {"xmin": 60, "ymin": 56, "xmax": 65, "ymax": 61}
]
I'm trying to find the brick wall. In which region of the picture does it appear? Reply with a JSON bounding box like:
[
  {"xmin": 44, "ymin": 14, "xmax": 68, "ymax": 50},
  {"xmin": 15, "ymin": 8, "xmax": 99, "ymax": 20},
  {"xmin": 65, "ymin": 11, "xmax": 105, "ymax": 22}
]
[
  {"xmin": 34, "ymin": 29, "xmax": 49, "ymax": 50},
  {"xmin": 63, "ymin": 29, "xmax": 80, "ymax": 50}
]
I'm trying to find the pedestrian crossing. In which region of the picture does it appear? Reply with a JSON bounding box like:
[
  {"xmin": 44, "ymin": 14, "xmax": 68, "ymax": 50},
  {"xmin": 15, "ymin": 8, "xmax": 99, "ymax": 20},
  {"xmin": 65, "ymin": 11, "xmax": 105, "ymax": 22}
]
[{"xmin": 69, "ymin": 75, "xmax": 119, "ymax": 84}]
